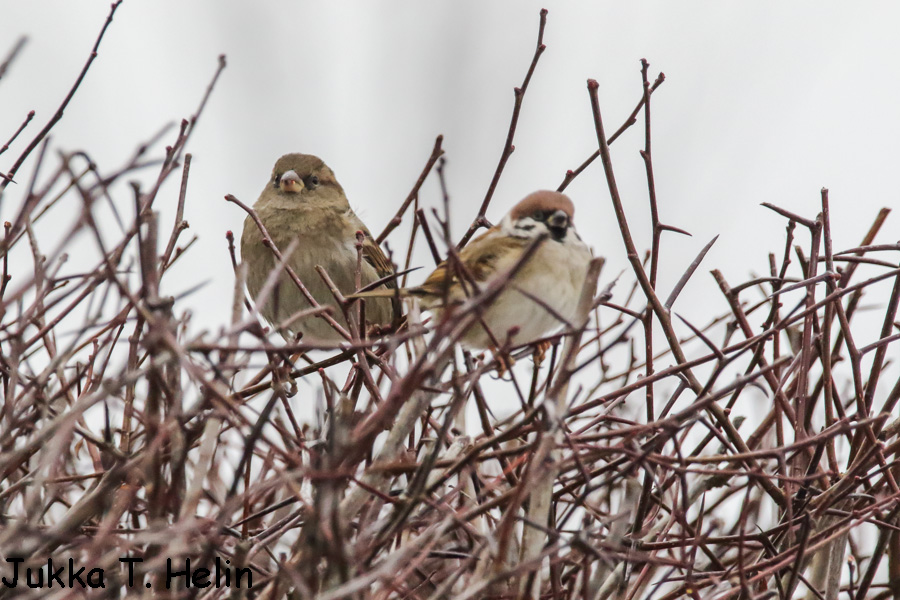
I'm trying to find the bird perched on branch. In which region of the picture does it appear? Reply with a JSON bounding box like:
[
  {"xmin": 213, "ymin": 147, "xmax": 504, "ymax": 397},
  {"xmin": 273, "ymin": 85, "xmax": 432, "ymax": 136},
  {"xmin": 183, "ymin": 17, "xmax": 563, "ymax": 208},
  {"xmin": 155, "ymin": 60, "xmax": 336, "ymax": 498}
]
[
  {"xmin": 241, "ymin": 153, "xmax": 397, "ymax": 341},
  {"xmin": 353, "ymin": 190, "xmax": 593, "ymax": 351}
]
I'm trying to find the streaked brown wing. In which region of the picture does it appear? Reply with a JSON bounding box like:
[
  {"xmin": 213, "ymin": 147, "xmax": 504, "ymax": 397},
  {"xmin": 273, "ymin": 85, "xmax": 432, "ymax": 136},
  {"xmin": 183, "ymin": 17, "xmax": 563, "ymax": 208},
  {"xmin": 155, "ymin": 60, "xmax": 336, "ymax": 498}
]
[
  {"xmin": 357, "ymin": 227, "xmax": 403, "ymax": 321},
  {"xmin": 418, "ymin": 261, "xmax": 451, "ymax": 296},
  {"xmin": 360, "ymin": 230, "xmax": 397, "ymax": 288},
  {"xmin": 343, "ymin": 208, "xmax": 396, "ymax": 286},
  {"xmin": 418, "ymin": 228, "xmax": 523, "ymax": 297}
]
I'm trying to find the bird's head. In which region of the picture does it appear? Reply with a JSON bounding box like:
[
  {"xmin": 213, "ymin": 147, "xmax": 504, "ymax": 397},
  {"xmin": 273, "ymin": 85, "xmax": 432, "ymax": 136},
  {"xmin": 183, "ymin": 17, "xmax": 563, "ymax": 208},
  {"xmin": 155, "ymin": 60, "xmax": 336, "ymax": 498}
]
[
  {"xmin": 268, "ymin": 153, "xmax": 343, "ymax": 198},
  {"xmin": 503, "ymin": 190, "xmax": 576, "ymax": 242}
]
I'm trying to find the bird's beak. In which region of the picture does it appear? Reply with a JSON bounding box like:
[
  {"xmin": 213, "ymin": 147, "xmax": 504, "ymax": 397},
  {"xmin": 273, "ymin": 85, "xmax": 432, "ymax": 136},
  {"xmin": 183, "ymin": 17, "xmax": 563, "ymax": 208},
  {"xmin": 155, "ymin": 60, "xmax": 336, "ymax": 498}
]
[
  {"xmin": 280, "ymin": 170, "xmax": 304, "ymax": 193},
  {"xmin": 548, "ymin": 210, "xmax": 569, "ymax": 229}
]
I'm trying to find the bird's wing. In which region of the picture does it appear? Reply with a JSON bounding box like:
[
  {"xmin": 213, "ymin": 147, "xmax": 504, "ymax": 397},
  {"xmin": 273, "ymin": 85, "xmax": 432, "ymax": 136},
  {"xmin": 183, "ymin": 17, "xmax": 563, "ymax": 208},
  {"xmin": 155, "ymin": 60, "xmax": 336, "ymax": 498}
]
[
  {"xmin": 347, "ymin": 211, "xmax": 402, "ymax": 321},
  {"xmin": 343, "ymin": 209, "xmax": 396, "ymax": 286},
  {"xmin": 360, "ymin": 230, "xmax": 397, "ymax": 288},
  {"xmin": 418, "ymin": 228, "xmax": 525, "ymax": 298}
]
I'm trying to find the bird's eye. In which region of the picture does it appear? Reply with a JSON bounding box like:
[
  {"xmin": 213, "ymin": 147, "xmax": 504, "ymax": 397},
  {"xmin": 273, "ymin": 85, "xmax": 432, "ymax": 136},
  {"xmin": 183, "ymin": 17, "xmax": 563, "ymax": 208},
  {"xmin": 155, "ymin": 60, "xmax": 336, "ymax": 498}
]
[
  {"xmin": 532, "ymin": 210, "xmax": 545, "ymax": 220},
  {"xmin": 307, "ymin": 175, "xmax": 320, "ymax": 188},
  {"xmin": 273, "ymin": 173, "xmax": 281, "ymax": 187}
]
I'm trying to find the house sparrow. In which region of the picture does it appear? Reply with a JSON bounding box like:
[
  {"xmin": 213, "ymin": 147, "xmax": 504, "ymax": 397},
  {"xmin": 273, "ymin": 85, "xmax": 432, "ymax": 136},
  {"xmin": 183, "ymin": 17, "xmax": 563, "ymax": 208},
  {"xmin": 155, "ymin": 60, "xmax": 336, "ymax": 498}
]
[
  {"xmin": 240, "ymin": 153, "xmax": 397, "ymax": 341},
  {"xmin": 354, "ymin": 190, "xmax": 593, "ymax": 350}
]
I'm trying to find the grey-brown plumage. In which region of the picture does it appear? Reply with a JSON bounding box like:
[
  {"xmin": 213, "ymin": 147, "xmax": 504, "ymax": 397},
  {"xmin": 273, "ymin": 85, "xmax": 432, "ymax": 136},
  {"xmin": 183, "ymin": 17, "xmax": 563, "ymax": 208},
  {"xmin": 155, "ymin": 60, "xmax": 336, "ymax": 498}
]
[
  {"xmin": 352, "ymin": 190, "xmax": 592, "ymax": 349},
  {"xmin": 241, "ymin": 153, "xmax": 396, "ymax": 341}
]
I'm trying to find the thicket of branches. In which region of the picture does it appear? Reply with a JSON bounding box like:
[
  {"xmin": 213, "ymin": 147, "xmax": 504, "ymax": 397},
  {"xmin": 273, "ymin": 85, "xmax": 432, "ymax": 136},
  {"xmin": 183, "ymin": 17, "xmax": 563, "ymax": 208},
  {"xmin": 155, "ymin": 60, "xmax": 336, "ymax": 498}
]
[{"xmin": 2, "ymin": 6, "xmax": 899, "ymax": 600}]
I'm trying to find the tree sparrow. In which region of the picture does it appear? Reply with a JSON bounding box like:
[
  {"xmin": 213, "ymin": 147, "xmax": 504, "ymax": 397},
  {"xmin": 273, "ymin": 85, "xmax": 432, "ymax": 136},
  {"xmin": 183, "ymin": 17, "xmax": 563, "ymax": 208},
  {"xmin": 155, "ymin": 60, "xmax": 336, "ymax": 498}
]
[
  {"xmin": 240, "ymin": 153, "xmax": 397, "ymax": 341},
  {"xmin": 355, "ymin": 190, "xmax": 593, "ymax": 349}
]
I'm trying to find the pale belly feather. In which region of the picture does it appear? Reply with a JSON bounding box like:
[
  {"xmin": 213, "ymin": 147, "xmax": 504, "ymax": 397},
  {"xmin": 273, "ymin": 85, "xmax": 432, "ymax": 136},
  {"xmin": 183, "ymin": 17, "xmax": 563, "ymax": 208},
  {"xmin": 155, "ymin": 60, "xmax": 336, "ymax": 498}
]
[
  {"xmin": 245, "ymin": 213, "xmax": 392, "ymax": 341},
  {"xmin": 459, "ymin": 238, "xmax": 591, "ymax": 349}
]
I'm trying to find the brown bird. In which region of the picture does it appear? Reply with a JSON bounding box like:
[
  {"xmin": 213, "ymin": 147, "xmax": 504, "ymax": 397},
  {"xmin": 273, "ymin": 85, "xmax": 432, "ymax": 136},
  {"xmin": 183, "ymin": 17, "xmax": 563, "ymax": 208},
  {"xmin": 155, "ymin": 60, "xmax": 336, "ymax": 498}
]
[
  {"xmin": 240, "ymin": 153, "xmax": 396, "ymax": 341},
  {"xmin": 353, "ymin": 190, "xmax": 593, "ymax": 349}
]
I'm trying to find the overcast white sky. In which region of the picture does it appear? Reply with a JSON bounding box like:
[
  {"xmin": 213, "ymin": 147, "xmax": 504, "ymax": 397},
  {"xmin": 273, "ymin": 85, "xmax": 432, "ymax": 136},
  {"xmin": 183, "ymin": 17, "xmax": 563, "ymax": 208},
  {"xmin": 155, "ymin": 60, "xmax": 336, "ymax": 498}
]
[{"xmin": 2, "ymin": 1, "xmax": 899, "ymax": 342}]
